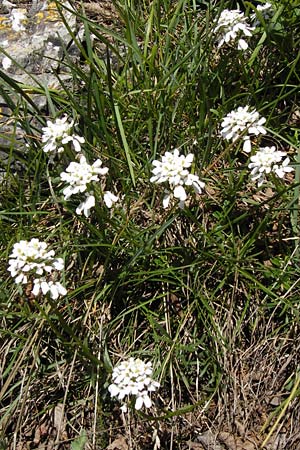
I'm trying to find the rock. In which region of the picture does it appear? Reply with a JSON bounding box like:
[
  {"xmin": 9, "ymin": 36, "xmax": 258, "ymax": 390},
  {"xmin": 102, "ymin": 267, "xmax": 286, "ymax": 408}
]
[
  {"xmin": 0, "ymin": 1, "xmax": 78, "ymax": 99},
  {"xmin": 0, "ymin": 0, "xmax": 79, "ymax": 164}
]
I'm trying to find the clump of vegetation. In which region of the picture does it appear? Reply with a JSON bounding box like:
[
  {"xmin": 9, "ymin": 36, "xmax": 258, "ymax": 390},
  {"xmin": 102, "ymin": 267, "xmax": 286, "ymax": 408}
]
[{"xmin": 1, "ymin": 0, "xmax": 300, "ymax": 448}]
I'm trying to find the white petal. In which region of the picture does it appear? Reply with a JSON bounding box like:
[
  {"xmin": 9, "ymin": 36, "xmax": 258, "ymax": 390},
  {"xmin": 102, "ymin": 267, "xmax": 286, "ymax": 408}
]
[
  {"xmin": 120, "ymin": 404, "xmax": 128, "ymax": 413},
  {"xmin": 185, "ymin": 153, "xmax": 194, "ymax": 165},
  {"xmin": 50, "ymin": 284, "xmax": 59, "ymax": 299},
  {"xmin": 41, "ymin": 281, "xmax": 50, "ymax": 294},
  {"xmin": 173, "ymin": 185, "xmax": 187, "ymax": 201},
  {"xmin": 72, "ymin": 138, "xmax": 82, "ymax": 153},
  {"xmin": 32, "ymin": 282, "xmax": 40, "ymax": 296},
  {"xmin": 57, "ymin": 283, "xmax": 67, "ymax": 296},
  {"xmin": 243, "ymin": 138, "xmax": 252, "ymax": 153},
  {"xmin": 16, "ymin": 273, "xmax": 26, "ymax": 284},
  {"xmin": 143, "ymin": 394, "xmax": 152, "ymax": 408},
  {"xmin": 103, "ymin": 191, "xmax": 118, "ymax": 208},
  {"xmin": 135, "ymin": 396, "xmax": 144, "ymax": 410},
  {"xmin": 193, "ymin": 180, "xmax": 205, "ymax": 194},
  {"xmin": 162, "ymin": 192, "xmax": 171, "ymax": 209},
  {"xmin": 238, "ymin": 39, "xmax": 248, "ymax": 50},
  {"xmin": 61, "ymin": 136, "xmax": 72, "ymax": 144},
  {"xmin": 76, "ymin": 195, "xmax": 95, "ymax": 217},
  {"xmin": 108, "ymin": 384, "xmax": 120, "ymax": 397}
]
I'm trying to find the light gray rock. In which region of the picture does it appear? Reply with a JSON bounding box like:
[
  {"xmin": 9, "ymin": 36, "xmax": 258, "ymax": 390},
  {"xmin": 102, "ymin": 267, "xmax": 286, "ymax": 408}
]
[
  {"xmin": 0, "ymin": 0, "xmax": 78, "ymax": 96},
  {"xmin": 0, "ymin": 0, "xmax": 79, "ymax": 167}
]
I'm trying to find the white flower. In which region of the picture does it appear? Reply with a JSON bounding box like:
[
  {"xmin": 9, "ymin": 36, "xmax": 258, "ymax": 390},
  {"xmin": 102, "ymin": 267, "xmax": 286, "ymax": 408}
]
[
  {"xmin": 221, "ymin": 106, "xmax": 267, "ymax": 152},
  {"xmin": 135, "ymin": 391, "xmax": 152, "ymax": 410},
  {"xmin": 248, "ymin": 146, "xmax": 294, "ymax": 186},
  {"xmin": 60, "ymin": 156, "xmax": 108, "ymax": 200},
  {"xmin": 273, "ymin": 158, "xmax": 294, "ymax": 179},
  {"xmin": 213, "ymin": 9, "xmax": 254, "ymax": 50},
  {"xmin": 32, "ymin": 279, "xmax": 67, "ymax": 300},
  {"xmin": 150, "ymin": 149, "xmax": 205, "ymax": 208},
  {"xmin": 151, "ymin": 149, "xmax": 194, "ymax": 185},
  {"xmin": 10, "ymin": 8, "xmax": 26, "ymax": 32},
  {"xmin": 185, "ymin": 173, "xmax": 206, "ymax": 194},
  {"xmin": 108, "ymin": 357, "xmax": 160, "ymax": 411},
  {"xmin": 60, "ymin": 156, "xmax": 117, "ymax": 216},
  {"xmin": 8, "ymin": 238, "xmax": 66, "ymax": 298},
  {"xmin": 42, "ymin": 116, "xmax": 85, "ymax": 155},
  {"xmin": 61, "ymin": 134, "xmax": 85, "ymax": 153},
  {"xmin": 76, "ymin": 193, "xmax": 95, "ymax": 217},
  {"xmin": 103, "ymin": 191, "xmax": 119, "ymax": 208},
  {"xmin": 251, "ymin": 3, "xmax": 274, "ymax": 26},
  {"xmin": 2, "ymin": 56, "xmax": 12, "ymax": 70}
]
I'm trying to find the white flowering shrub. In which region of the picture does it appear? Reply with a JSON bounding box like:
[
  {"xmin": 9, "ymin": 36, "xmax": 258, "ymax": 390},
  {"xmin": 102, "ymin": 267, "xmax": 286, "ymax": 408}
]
[
  {"xmin": 108, "ymin": 357, "xmax": 160, "ymax": 412},
  {"xmin": 213, "ymin": 9, "xmax": 254, "ymax": 50},
  {"xmin": 248, "ymin": 146, "xmax": 294, "ymax": 186},
  {"xmin": 7, "ymin": 238, "xmax": 66, "ymax": 300},
  {"xmin": 220, "ymin": 106, "xmax": 267, "ymax": 153},
  {"xmin": 42, "ymin": 116, "xmax": 85, "ymax": 156},
  {"xmin": 150, "ymin": 149, "xmax": 205, "ymax": 208},
  {"xmin": 60, "ymin": 155, "xmax": 118, "ymax": 217}
]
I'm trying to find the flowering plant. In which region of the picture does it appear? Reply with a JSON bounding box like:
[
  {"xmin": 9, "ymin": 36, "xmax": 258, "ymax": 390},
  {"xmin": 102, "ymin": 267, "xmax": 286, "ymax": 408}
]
[
  {"xmin": 60, "ymin": 155, "xmax": 118, "ymax": 217},
  {"xmin": 150, "ymin": 148, "xmax": 205, "ymax": 208},
  {"xmin": 42, "ymin": 116, "xmax": 85, "ymax": 156},
  {"xmin": 213, "ymin": 9, "xmax": 254, "ymax": 50},
  {"xmin": 248, "ymin": 146, "xmax": 294, "ymax": 186},
  {"xmin": 108, "ymin": 357, "xmax": 160, "ymax": 412},
  {"xmin": 8, "ymin": 238, "xmax": 66, "ymax": 300},
  {"xmin": 220, "ymin": 106, "xmax": 267, "ymax": 153}
]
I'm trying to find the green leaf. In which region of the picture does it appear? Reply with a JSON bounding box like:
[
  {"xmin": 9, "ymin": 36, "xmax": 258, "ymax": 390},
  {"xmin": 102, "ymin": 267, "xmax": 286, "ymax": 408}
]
[{"xmin": 71, "ymin": 431, "xmax": 87, "ymax": 450}]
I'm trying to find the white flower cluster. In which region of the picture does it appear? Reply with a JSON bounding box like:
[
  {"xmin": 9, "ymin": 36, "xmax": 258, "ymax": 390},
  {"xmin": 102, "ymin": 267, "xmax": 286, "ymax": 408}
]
[
  {"xmin": 221, "ymin": 106, "xmax": 294, "ymax": 187},
  {"xmin": 60, "ymin": 155, "xmax": 118, "ymax": 217},
  {"xmin": 8, "ymin": 238, "xmax": 66, "ymax": 300},
  {"xmin": 220, "ymin": 106, "xmax": 267, "ymax": 153},
  {"xmin": 213, "ymin": 9, "xmax": 254, "ymax": 50},
  {"xmin": 108, "ymin": 357, "xmax": 160, "ymax": 412},
  {"xmin": 248, "ymin": 146, "xmax": 294, "ymax": 186},
  {"xmin": 42, "ymin": 116, "xmax": 85, "ymax": 155},
  {"xmin": 251, "ymin": 3, "xmax": 274, "ymax": 26},
  {"xmin": 150, "ymin": 149, "xmax": 205, "ymax": 208}
]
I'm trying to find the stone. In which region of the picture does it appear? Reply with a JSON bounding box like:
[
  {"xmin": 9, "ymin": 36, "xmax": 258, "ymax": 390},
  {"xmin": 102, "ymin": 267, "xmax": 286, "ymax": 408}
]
[
  {"xmin": 0, "ymin": 0, "xmax": 78, "ymax": 95},
  {"xmin": 0, "ymin": 0, "xmax": 79, "ymax": 161}
]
